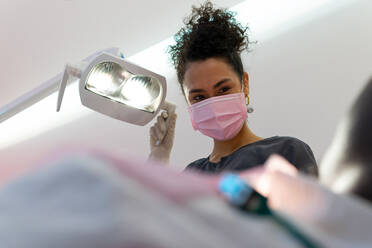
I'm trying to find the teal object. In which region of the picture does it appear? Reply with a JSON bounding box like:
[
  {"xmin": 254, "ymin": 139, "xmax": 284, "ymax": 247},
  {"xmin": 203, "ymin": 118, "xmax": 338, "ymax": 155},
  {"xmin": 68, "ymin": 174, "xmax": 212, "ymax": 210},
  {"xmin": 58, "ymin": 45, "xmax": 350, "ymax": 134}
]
[
  {"xmin": 218, "ymin": 173, "xmax": 270, "ymax": 215},
  {"xmin": 218, "ymin": 173, "xmax": 252, "ymax": 206}
]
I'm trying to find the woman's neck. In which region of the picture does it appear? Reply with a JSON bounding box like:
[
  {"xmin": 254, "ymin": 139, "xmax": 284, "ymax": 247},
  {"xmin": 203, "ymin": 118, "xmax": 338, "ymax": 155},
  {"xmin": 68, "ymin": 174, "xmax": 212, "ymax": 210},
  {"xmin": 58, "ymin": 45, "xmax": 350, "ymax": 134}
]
[{"xmin": 209, "ymin": 123, "xmax": 262, "ymax": 163}]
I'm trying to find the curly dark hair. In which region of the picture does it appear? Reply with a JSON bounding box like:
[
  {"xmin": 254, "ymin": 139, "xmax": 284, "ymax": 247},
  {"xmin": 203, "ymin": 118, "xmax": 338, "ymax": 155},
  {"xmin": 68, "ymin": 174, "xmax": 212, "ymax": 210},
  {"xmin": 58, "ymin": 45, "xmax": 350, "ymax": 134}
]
[{"xmin": 168, "ymin": 1, "xmax": 251, "ymax": 95}]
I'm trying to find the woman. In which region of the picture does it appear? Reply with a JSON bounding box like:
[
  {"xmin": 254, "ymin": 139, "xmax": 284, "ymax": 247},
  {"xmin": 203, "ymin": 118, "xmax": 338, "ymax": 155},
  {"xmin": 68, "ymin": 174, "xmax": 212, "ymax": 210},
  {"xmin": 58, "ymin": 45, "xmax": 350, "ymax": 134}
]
[{"xmin": 148, "ymin": 1, "xmax": 317, "ymax": 176}]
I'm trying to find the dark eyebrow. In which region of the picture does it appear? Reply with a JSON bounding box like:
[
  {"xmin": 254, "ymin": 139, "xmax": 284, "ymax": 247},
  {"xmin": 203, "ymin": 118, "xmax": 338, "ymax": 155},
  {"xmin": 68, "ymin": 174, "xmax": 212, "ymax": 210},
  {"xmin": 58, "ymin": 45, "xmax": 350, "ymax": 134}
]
[
  {"xmin": 213, "ymin": 78, "xmax": 231, "ymax": 89},
  {"xmin": 188, "ymin": 78, "xmax": 231, "ymax": 94}
]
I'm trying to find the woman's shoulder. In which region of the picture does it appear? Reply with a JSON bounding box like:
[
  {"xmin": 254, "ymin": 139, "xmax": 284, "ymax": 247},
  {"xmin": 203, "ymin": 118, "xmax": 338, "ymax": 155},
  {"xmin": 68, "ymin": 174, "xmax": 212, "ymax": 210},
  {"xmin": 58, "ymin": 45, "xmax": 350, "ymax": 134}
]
[
  {"xmin": 185, "ymin": 157, "xmax": 209, "ymax": 171},
  {"xmin": 240, "ymin": 136, "xmax": 311, "ymax": 151},
  {"xmin": 270, "ymin": 136, "xmax": 318, "ymax": 175},
  {"xmin": 257, "ymin": 135, "xmax": 308, "ymax": 145},
  {"xmin": 272, "ymin": 136, "xmax": 314, "ymax": 154},
  {"xmin": 246, "ymin": 135, "xmax": 318, "ymax": 176},
  {"xmin": 256, "ymin": 135, "xmax": 314, "ymax": 157}
]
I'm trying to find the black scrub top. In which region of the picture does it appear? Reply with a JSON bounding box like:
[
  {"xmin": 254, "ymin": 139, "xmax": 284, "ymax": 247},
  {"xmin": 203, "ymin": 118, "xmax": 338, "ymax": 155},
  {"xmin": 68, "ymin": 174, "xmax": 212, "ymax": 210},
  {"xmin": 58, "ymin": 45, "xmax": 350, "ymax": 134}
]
[{"xmin": 185, "ymin": 136, "xmax": 318, "ymax": 176}]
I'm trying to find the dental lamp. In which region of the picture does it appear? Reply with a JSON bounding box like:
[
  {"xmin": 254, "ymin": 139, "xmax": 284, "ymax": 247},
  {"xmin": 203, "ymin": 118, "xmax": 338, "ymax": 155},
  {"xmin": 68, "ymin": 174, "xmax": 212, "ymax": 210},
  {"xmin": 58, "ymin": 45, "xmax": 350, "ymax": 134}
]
[
  {"xmin": 57, "ymin": 51, "xmax": 175, "ymax": 126},
  {"xmin": 0, "ymin": 47, "xmax": 175, "ymax": 148}
]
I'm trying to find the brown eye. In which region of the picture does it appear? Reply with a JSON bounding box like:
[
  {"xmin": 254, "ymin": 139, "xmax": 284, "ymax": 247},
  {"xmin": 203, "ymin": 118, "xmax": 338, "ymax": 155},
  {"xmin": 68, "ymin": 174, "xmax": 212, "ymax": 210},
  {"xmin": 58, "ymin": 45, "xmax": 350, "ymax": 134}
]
[
  {"xmin": 218, "ymin": 87, "xmax": 230, "ymax": 94},
  {"xmin": 192, "ymin": 95, "xmax": 205, "ymax": 103}
]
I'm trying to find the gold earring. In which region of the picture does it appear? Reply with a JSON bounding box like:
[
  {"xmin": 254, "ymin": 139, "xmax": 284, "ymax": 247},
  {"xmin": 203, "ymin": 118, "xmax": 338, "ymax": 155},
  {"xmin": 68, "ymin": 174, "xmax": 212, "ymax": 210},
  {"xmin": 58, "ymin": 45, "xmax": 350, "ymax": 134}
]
[{"xmin": 245, "ymin": 95, "xmax": 254, "ymax": 113}]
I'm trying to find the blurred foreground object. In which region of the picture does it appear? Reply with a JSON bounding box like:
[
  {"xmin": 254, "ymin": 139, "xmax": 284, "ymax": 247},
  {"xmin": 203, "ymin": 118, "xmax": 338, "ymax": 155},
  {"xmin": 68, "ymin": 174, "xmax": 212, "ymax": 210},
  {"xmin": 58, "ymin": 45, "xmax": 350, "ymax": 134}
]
[
  {"xmin": 0, "ymin": 151, "xmax": 371, "ymax": 247},
  {"xmin": 321, "ymin": 78, "xmax": 372, "ymax": 201}
]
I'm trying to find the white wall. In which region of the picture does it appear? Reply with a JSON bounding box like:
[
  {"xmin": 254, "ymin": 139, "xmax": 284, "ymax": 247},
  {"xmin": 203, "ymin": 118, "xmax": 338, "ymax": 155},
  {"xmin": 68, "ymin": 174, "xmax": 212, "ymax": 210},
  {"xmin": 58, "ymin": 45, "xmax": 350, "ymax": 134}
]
[{"xmin": 246, "ymin": 0, "xmax": 372, "ymax": 161}]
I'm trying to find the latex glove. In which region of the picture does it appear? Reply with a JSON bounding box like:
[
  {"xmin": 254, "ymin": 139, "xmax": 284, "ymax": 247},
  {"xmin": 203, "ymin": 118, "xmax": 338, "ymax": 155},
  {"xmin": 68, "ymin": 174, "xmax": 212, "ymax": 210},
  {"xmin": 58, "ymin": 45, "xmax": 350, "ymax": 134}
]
[{"xmin": 148, "ymin": 111, "xmax": 177, "ymax": 164}]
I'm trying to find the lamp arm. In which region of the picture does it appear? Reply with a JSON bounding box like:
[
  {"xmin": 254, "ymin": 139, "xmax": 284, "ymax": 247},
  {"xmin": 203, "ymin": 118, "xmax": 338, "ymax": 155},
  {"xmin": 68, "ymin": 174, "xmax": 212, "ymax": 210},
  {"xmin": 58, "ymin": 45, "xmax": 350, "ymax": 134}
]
[
  {"xmin": 56, "ymin": 64, "xmax": 83, "ymax": 112},
  {"xmin": 0, "ymin": 47, "xmax": 122, "ymax": 123}
]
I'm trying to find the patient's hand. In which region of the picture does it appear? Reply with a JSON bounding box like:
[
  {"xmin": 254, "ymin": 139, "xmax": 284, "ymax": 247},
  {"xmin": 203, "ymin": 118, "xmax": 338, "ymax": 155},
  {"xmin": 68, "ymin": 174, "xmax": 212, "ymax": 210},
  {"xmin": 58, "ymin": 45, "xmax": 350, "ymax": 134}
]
[
  {"xmin": 240, "ymin": 155, "xmax": 330, "ymax": 221},
  {"xmin": 240, "ymin": 154, "xmax": 298, "ymax": 196},
  {"xmin": 264, "ymin": 154, "xmax": 298, "ymax": 176}
]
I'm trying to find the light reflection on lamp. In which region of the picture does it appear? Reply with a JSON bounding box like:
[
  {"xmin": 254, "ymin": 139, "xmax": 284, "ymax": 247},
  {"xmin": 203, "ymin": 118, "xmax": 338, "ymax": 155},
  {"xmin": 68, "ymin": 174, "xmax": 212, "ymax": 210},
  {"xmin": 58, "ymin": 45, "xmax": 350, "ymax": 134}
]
[
  {"xmin": 85, "ymin": 61, "xmax": 162, "ymax": 113},
  {"xmin": 119, "ymin": 75, "xmax": 161, "ymax": 112},
  {"xmin": 57, "ymin": 52, "xmax": 175, "ymax": 126}
]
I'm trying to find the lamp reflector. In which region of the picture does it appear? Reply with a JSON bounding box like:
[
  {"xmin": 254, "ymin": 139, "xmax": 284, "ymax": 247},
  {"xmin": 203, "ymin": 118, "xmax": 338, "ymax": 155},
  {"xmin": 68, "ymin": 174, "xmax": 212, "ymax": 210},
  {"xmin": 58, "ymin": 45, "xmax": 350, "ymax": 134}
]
[{"xmin": 85, "ymin": 61, "xmax": 162, "ymax": 113}]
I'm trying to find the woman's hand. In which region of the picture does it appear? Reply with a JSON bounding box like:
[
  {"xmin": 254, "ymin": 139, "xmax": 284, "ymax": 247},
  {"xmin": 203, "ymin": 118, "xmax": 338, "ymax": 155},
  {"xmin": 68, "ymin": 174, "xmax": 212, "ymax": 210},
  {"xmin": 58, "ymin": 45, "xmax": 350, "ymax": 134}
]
[{"xmin": 147, "ymin": 111, "xmax": 177, "ymax": 164}]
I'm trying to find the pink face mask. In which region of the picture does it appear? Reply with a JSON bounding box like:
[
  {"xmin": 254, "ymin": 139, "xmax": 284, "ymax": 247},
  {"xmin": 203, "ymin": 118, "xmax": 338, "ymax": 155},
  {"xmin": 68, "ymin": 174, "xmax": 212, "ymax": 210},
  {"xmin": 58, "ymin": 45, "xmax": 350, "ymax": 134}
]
[{"xmin": 188, "ymin": 93, "xmax": 248, "ymax": 141}]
